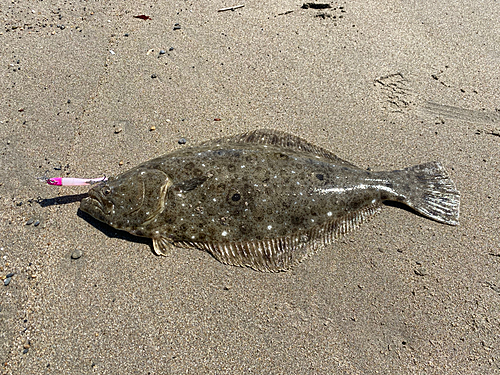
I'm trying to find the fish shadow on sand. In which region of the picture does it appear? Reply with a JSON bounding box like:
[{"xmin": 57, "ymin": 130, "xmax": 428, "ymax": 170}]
[
  {"xmin": 383, "ymin": 200, "xmax": 430, "ymax": 221},
  {"xmin": 38, "ymin": 193, "xmax": 89, "ymax": 207},
  {"xmin": 77, "ymin": 209, "xmax": 152, "ymax": 247},
  {"xmin": 39, "ymin": 194, "xmax": 151, "ymax": 246}
]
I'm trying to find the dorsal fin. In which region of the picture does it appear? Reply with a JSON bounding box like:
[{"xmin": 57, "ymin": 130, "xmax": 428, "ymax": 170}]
[{"xmin": 200, "ymin": 129, "xmax": 360, "ymax": 168}]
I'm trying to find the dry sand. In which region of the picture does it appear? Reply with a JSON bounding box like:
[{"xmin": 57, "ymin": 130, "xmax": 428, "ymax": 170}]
[{"xmin": 1, "ymin": 0, "xmax": 499, "ymax": 373}]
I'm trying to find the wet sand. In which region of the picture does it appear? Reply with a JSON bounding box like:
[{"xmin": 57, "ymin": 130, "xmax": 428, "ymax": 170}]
[{"xmin": 1, "ymin": 1, "xmax": 499, "ymax": 373}]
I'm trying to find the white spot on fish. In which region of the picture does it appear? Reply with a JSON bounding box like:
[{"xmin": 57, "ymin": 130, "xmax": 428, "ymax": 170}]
[
  {"xmin": 221, "ymin": 230, "xmax": 228, "ymax": 237},
  {"xmin": 241, "ymin": 165, "xmax": 245, "ymax": 168},
  {"xmin": 267, "ymin": 225, "xmax": 272, "ymax": 230},
  {"xmin": 327, "ymin": 211, "xmax": 332, "ymax": 217},
  {"xmin": 191, "ymin": 236, "xmax": 195, "ymax": 239},
  {"xmin": 371, "ymin": 199, "xmax": 376, "ymax": 204},
  {"xmin": 213, "ymin": 198, "xmax": 217, "ymax": 202}
]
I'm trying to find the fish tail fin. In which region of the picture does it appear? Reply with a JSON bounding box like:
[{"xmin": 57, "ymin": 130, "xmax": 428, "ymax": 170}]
[{"xmin": 395, "ymin": 162, "xmax": 460, "ymax": 225}]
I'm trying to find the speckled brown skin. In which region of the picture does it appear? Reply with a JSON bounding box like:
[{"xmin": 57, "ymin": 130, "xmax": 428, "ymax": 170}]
[{"xmin": 80, "ymin": 130, "xmax": 460, "ymax": 271}]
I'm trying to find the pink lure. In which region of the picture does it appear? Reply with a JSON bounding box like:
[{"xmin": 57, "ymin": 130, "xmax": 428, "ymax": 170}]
[{"xmin": 46, "ymin": 177, "xmax": 107, "ymax": 186}]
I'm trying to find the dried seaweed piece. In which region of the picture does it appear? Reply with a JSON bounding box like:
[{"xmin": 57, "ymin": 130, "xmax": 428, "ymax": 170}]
[
  {"xmin": 134, "ymin": 15, "xmax": 152, "ymax": 20},
  {"xmin": 302, "ymin": 3, "xmax": 332, "ymax": 9}
]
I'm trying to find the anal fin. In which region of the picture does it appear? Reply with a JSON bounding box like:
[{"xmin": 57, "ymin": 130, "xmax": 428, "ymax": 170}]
[{"xmin": 173, "ymin": 203, "xmax": 382, "ymax": 272}]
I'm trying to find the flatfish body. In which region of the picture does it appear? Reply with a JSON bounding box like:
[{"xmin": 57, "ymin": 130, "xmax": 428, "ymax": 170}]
[{"xmin": 80, "ymin": 130, "xmax": 460, "ymax": 271}]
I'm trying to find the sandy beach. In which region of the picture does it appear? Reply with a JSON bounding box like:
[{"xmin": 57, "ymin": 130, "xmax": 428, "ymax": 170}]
[{"xmin": 1, "ymin": 0, "xmax": 499, "ymax": 373}]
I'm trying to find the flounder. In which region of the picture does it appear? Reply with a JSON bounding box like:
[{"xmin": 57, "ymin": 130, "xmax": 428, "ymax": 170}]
[{"xmin": 80, "ymin": 129, "xmax": 460, "ymax": 272}]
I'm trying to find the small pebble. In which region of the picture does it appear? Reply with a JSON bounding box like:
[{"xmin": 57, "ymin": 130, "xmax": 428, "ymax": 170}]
[
  {"xmin": 119, "ymin": 160, "xmax": 124, "ymax": 166},
  {"xmin": 150, "ymin": 125, "xmax": 156, "ymax": 131},
  {"xmin": 6, "ymin": 273, "xmax": 14, "ymax": 278},
  {"xmin": 26, "ymin": 218, "xmax": 35, "ymax": 225},
  {"xmin": 159, "ymin": 50, "xmax": 166, "ymax": 55},
  {"xmin": 151, "ymin": 74, "xmax": 157, "ymax": 78},
  {"xmin": 178, "ymin": 138, "xmax": 187, "ymax": 145},
  {"xmin": 71, "ymin": 249, "xmax": 83, "ymax": 260},
  {"xmin": 4, "ymin": 277, "xmax": 12, "ymax": 286},
  {"xmin": 414, "ymin": 268, "xmax": 427, "ymax": 276},
  {"xmin": 22, "ymin": 348, "xmax": 29, "ymax": 354},
  {"xmin": 114, "ymin": 127, "xmax": 123, "ymax": 134},
  {"xmin": 169, "ymin": 47, "xmax": 174, "ymax": 51},
  {"xmin": 173, "ymin": 23, "xmax": 181, "ymax": 30},
  {"xmin": 33, "ymin": 220, "xmax": 40, "ymax": 227}
]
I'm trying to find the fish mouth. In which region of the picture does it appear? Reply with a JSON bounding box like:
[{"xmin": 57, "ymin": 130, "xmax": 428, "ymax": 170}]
[{"xmin": 82, "ymin": 189, "xmax": 105, "ymax": 214}]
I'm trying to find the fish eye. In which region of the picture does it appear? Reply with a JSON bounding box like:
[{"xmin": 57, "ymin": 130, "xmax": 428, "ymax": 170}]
[{"xmin": 103, "ymin": 186, "xmax": 111, "ymax": 195}]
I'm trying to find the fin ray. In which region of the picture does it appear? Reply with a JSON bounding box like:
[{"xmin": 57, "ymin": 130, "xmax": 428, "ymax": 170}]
[
  {"xmin": 174, "ymin": 203, "xmax": 381, "ymax": 272},
  {"xmin": 153, "ymin": 237, "xmax": 175, "ymax": 256},
  {"xmin": 398, "ymin": 162, "xmax": 460, "ymax": 225},
  {"xmin": 200, "ymin": 129, "xmax": 360, "ymax": 169}
]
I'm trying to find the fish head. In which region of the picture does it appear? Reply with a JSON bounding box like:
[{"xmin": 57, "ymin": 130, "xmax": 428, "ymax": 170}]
[{"xmin": 80, "ymin": 168, "xmax": 172, "ymax": 232}]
